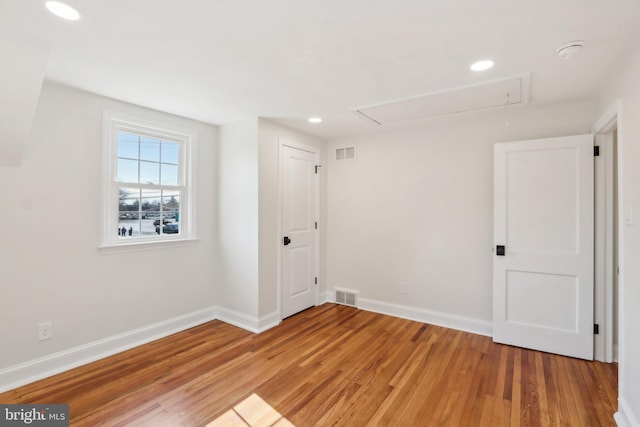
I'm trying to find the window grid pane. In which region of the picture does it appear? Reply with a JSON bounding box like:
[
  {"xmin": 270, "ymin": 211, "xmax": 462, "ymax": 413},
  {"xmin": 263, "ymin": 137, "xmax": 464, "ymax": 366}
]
[
  {"xmin": 161, "ymin": 164, "xmax": 179, "ymax": 185},
  {"xmin": 140, "ymin": 161, "xmax": 160, "ymax": 185},
  {"xmin": 109, "ymin": 119, "xmax": 188, "ymax": 245},
  {"xmin": 116, "ymin": 133, "xmax": 182, "ymax": 239},
  {"xmin": 118, "ymin": 186, "xmax": 182, "ymax": 239},
  {"xmin": 117, "ymin": 135, "xmax": 181, "ymax": 186},
  {"xmin": 117, "ymin": 158, "xmax": 139, "ymax": 183},
  {"xmin": 118, "ymin": 132, "xmax": 139, "ymax": 159},
  {"xmin": 140, "ymin": 137, "xmax": 161, "ymax": 162},
  {"xmin": 161, "ymin": 141, "xmax": 180, "ymax": 165}
]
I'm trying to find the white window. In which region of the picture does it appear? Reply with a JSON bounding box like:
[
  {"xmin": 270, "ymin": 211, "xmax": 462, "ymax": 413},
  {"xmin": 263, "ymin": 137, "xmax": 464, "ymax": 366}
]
[{"xmin": 102, "ymin": 112, "xmax": 195, "ymax": 247}]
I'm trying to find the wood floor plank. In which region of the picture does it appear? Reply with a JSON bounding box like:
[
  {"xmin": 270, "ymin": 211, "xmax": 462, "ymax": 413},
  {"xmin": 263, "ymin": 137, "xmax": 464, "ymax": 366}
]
[
  {"xmin": 511, "ymin": 347, "xmax": 523, "ymax": 427},
  {"xmin": 534, "ymin": 352, "xmax": 550, "ymax": 425},
  {"xmin": 0, "ymin": 304, "xmax": 618, "ymax": 426}
]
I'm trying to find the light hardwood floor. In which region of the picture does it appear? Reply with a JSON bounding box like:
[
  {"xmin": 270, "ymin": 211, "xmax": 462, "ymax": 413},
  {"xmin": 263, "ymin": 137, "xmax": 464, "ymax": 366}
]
[{"xmin": 0, "ymin": 304, "xmax": 618, "ymax": 426}]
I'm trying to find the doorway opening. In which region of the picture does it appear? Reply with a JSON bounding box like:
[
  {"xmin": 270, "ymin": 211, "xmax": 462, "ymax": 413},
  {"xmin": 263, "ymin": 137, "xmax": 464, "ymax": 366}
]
[
  {"xmin": 278, "ymin": 139, "xmax": 320, "ymax": 320},
  {"xmin": 593, "ymin": 104, "xmax": 620, "ymax": 364}
]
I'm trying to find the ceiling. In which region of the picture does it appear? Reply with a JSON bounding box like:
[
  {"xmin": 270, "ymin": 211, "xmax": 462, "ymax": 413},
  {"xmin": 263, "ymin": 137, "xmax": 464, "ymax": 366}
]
[{"xmin": 2, "ymin": 0, "xmax": 640, "ymax": 141}]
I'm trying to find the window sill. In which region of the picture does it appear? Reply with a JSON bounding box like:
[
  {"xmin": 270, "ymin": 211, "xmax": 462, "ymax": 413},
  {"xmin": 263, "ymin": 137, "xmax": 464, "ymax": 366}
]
[{"xmin": 99, "ymin": 236, "xmax": 199, "ymax": 254}]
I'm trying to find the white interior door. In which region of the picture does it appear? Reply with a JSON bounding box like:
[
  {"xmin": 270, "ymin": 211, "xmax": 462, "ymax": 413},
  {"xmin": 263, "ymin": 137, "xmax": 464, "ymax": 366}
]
[
  {"xmin": 281, "ymin": 143, "xmax": 318, "ymax": 319},
  {"xmin": 493, "ymin": 134, "xmax": 594, "ymax": 359}
]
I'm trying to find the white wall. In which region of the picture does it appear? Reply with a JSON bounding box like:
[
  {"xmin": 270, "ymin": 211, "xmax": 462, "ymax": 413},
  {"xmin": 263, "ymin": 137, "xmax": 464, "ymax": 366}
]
[
  {"xmin": 218, "ymin": 120, "xmax": 260, "ymax": 318},
  {"xmin": 0, "ymin": 35, "xmax": 49, "ymax": 166},
  {"xmin": 598, "ymin": 48, "xmax": 640, "ymax": 427},
  {"xmin": 326, "ymin": 101, "xmax": 597, "ymax": 331},
  {"xmin": 216, "ymin": 118, "xmax": 327, "ymax": 326},
  {"xmin": 257, "ymin": 119, "xmax": 327, "ymax": 317},
  {"xmin": 0, "ymin": 82, "xmax": 218, "ymax": 370}
]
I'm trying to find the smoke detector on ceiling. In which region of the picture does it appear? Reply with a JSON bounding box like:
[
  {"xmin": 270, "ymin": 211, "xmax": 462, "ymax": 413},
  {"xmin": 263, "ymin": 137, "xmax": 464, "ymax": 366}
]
[{"xmin": 557, "ymin": 41, "xmax": 586, "ymax": 59}]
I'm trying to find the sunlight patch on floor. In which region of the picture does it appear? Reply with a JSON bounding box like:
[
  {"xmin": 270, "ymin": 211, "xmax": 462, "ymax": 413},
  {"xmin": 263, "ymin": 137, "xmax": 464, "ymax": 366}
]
[{"xmin": 205, "ymin": 393, "xmax": 295, "ymax": 427}]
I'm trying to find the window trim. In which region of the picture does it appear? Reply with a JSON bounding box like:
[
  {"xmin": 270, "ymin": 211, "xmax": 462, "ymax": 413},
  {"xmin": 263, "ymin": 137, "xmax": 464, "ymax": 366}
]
[{"xmin": 101, "ymin": 110, "xmax": 197, "ymax": 249}]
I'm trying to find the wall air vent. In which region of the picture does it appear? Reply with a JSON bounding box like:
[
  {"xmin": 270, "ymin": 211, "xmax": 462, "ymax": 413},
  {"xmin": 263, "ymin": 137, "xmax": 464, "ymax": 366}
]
[
  {"xmin": 335, "ymin": 146, "xmax": 356, "ymax": 161},
  {"xmin": 335, "ymin": 287, "xmax": 359, "ymax": 308}
]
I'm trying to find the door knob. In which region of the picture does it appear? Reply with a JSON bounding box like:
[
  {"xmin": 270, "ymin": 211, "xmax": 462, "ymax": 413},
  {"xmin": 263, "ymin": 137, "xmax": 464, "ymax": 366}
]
[{"xmin": 283, "ymin": 236, "xmax": 291, "ymax": 246}]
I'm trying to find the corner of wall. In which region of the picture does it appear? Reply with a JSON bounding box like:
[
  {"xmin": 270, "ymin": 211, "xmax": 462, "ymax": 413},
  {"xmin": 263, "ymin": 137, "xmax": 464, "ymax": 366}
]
[
  {"xmin": 216, "ymin": 306, "xmax": 280, "ymax": 334},
  {"xmin": 256, "ymin": 118, "xmax": 328, "ymax": 318},
  {"xmin": 615, "ymin": 397, "xmax": 640, "ymax": 427}
]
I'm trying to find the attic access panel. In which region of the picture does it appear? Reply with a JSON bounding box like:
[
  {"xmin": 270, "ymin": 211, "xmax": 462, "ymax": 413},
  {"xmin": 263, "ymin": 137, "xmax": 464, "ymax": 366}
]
[{"xmin": 354, "ymin": 74, "xmax": 530, "ymax": 126}]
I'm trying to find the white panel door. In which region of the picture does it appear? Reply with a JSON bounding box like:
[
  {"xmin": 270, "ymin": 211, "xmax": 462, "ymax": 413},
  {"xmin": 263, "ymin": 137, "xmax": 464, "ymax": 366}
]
[
  {"xmin": 281, "ymin": 144, "xmax": 317, "ymax": 318},
  {"xmin": 493, "ymin": 134, "xmax": 594, "ymax": 359}
]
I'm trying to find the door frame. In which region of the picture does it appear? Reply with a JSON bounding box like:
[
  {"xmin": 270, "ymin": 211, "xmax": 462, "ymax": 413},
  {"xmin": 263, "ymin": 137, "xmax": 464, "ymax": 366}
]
[
  {"xmin": 277, "ymin": 138, "xmax": 320, "ymax": 320},
  {"xmin": 592, "ymin": 101, "xmax": 621, "ymax": 363}
]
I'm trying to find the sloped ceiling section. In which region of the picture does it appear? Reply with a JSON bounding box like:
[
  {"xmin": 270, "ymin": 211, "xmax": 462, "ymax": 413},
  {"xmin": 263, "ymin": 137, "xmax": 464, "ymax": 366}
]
[
  {"xmin": 354, "ymin": 74, "xmax": 530, "ymax": 126},
  {"xmin": 0, "ymin": 35, "xmax": 50, "ymax": 166}
]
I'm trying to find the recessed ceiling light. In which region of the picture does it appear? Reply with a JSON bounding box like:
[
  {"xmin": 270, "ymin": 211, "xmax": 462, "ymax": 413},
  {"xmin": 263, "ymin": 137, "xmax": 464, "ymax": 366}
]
[
  {"xmin": 470, "ymin": 60, "xmax": 494, "ymax": 72},
  {"xmin": 45, "ymin": 1, "xmax": 81, "ymax": 21},
  {"xmin": 308, "ymin": 117, "xmax": 323, "ymax": 124}
]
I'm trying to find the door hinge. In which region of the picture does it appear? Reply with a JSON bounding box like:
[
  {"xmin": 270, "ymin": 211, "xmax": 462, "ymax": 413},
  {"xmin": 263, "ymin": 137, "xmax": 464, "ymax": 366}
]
[
  {"xmin": 594, "ymin": 323, "xmax": 600, "ymax": 335},
  {"xmin": 594, "ymin": 146, "xmax": 600, "ymax": 156},
  {"xmin": 315, "ymin": 165, "xmax": 321, "ymax": 174},
  {"xmin": 314, "ymin": 277, "xmax": 318, "ymax": 285},
  {"xmin": 315, "ymin": 221, "xmax": 318, "ymax": 230}
]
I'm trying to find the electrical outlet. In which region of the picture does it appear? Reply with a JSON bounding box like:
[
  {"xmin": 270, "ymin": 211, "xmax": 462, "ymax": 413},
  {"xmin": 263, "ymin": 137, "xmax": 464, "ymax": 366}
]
[
  {"xmin": 38, "ymin": 321, "xmax": 52, "ymax": 341},
  {"xmin": 400, "ymin": 281, "xmax": 407, "ymax": 294}
]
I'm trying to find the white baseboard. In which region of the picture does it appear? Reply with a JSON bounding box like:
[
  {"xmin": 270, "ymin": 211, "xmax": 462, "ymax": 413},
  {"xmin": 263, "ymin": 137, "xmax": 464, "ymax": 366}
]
[
  {"xmin": 0, "ymin": 306, "xmax": 218, "ymax": 393},
  {"xmin": 318, "ymin": 290, "xmax": 333, "ymax": 305},
  {"xmin": 615, "ymin": 396, "xmax": 640, "ymax": 427},
  {"xmin": 258, "ymin": 311, "xmax": 281, "ymax": 332},
  {"xmin": 216, "ymin": 307, "xmax": 280, "ymax": 334},
  {"xmin": 320, "ymin": 289, "xmax": 492, "ymax": 337},
  {"xmin": 357, "ymin": 297, "xmax": 492, "ymax": 337}
]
